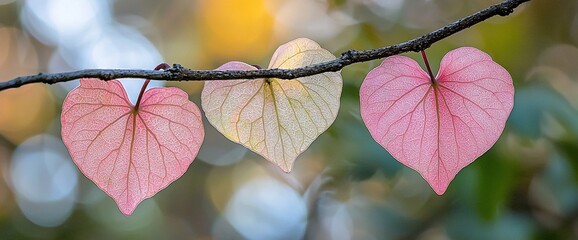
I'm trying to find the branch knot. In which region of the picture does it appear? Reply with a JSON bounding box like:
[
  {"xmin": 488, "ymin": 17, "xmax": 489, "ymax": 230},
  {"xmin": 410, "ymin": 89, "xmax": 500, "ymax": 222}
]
[{"xmin": 497, "ymin": 6, "xmax": 515, "ymax": 16}]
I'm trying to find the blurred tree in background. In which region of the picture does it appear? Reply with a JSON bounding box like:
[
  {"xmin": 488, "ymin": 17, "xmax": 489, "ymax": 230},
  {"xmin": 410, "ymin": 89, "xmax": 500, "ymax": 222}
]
[{"xmin": 0, "ymin": 0, "xmax": 577, "ymax": 239}]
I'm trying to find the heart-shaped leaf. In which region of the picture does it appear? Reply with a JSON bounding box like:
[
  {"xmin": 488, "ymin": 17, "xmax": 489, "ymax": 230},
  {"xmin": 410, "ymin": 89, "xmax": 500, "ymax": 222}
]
[
  {"xmin": 202, "ymin": 38, "xmax": 342, "ymax": 172},
  {"xmin": 360, "ymin": 47, "xmax": 514, "ymax": 194},
  {"xmin": 61, "ymin": 79, "xmax": 204, "ymax": 215}
]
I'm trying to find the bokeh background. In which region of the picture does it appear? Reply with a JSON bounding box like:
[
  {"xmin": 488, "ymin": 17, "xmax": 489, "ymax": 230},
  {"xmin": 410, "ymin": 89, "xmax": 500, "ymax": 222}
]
[{"xmin": 0, "ymin": 0, "xmax": 577, "ymax": 239}]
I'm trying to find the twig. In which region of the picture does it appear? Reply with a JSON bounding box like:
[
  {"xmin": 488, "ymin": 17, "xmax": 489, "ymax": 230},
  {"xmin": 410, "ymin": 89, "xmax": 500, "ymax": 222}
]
[{"xmin": 0, "ymin": 0, "xmax": 531, "ymax": 91}]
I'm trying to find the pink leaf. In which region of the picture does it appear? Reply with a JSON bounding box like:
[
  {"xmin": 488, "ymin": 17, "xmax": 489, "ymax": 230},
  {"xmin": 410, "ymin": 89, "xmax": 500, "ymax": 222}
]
[
  {"xmin": 201, "ymin": 38, "xmax": 342, "ymax": 172},
  {"xmin": 359, "ymin": 47, "xmax": 514, "ymax": 194},
  {"xmin": 61, "ymin": 79, "xmax": 204, "ymax": 215}
]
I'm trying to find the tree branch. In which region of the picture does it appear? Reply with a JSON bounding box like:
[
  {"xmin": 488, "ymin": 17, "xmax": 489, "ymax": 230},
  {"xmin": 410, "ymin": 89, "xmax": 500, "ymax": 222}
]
[{"xmin": 0, "ymin": 0, "xmax": 531, "ymax": 91}]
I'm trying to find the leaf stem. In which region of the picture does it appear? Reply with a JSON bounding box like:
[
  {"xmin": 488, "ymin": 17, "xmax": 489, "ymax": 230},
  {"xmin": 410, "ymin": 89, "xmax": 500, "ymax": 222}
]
[
  {"xmin": 134, "ymin": 63, "xmax": 171, "ymax": 110},
  {"xmin": 421, "ymin": 50, "xmax": 436, "ymax": 83}
]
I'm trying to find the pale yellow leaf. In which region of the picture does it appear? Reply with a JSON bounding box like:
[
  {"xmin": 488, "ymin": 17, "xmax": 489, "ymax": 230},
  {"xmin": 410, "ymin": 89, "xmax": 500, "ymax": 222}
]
[{"xmin": 201, "ymin": 38, "xmax": 342, "ymax": 172}]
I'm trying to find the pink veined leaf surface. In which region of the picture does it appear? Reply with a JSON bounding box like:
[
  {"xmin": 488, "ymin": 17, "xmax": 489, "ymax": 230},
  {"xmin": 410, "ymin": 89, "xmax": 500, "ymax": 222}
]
[
  {"xmin": 359, "ymin": 47, "xmax": 514, "ymax": 194},
  {"xmin": 61, "ymin": 79, "xmax": 204, "ymax": 215},
  {"xmin": 201, "ymin": 38, "xmax": 342, "ymax": 172}
]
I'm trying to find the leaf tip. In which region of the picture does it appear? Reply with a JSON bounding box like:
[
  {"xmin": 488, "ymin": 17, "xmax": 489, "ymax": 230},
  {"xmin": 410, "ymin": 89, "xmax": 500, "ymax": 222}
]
[
  {"xmin": 119, "ymin": 204, "xmax": 137, "ymax": 216},
  {"xmin": 271, "ymin": 158, "xmax": 294, "ymax": 173},
  {"xmin": 279, "ymin": 164, "xmax": 293, "ymax": 173},
  {"xmin": 432, "ymin": 185, "xmax": 448, "ymax": 195},
  {"xmin": 114, "ymin": 195, "xmax": 142, "ymax": 216},
  {"xmin": 427, "ymin": 177, "xmax": 451, "ymax": 195}
]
